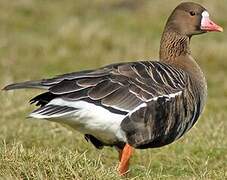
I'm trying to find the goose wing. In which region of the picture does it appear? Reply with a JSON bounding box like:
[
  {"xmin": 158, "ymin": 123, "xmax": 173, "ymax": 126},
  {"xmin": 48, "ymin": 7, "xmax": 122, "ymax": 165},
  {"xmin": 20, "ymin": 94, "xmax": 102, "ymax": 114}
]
[{"xmin": 4, "ymin": 61, "xmax": 188, "ymax": 116}]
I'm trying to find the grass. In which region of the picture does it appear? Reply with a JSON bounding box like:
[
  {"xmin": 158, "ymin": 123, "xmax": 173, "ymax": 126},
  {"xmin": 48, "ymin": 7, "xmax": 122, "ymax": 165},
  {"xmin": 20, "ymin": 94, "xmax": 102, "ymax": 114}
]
[{"xmin": 0, "ymin": 0, "xmax": 227, "ymax": 179}]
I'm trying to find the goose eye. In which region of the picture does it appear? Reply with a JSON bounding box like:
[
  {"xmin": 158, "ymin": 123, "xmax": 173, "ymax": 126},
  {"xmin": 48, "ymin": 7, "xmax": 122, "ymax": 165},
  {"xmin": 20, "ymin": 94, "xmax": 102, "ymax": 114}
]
[{"xmin": 189, "ymin": 11, "xmax": 196, "ymax": 16}]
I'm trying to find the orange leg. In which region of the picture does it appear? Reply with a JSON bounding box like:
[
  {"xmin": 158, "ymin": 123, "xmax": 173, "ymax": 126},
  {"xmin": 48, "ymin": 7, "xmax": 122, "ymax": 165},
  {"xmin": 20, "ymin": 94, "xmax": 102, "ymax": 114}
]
[{"xmin": 118, "ymin": 144, "xmax": 133, "ymax": 176}]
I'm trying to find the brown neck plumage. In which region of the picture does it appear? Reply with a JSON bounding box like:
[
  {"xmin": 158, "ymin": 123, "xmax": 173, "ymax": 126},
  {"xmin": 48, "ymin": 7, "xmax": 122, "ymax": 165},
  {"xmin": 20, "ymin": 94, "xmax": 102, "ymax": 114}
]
[
  {"xmin": 159, "ymin": 27, "xmax": 207, "ymax": 102},
  {"xmin": 159, "ymin": 29, "xmax": 191, "ymax": 63}
]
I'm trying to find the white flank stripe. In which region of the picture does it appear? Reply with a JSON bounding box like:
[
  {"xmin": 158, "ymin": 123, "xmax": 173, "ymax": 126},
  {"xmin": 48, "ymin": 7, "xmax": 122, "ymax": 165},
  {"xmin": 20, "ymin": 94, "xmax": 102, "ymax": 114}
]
[
  {"xmin": 128, "ymin": 103, "xmax": 147, "ymax": 116},
  {"xmin": 147, "ymin": 91, "xmax": 182, "ymax": 102}
]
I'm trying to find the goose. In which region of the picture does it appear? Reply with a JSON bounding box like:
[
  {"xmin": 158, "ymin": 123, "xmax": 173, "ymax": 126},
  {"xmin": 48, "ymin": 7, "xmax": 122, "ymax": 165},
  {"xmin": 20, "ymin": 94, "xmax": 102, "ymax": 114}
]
[{"xmin": 3, "ymin": 2, "xmax": 223, "ymax": 175}]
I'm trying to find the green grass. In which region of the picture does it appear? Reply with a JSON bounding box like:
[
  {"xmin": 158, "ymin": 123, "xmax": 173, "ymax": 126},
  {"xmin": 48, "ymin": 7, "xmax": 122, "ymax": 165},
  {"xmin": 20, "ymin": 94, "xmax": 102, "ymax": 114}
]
[{"xmin": 0, "ymin": 0, "xmax": 227, "ymax": 179}]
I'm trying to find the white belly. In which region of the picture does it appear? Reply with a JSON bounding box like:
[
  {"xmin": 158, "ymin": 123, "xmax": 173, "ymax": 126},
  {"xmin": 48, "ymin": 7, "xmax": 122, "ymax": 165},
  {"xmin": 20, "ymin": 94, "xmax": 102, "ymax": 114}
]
[{"xmin": 30, "ymin": 99, "xmax": 127, "ymax": 144}]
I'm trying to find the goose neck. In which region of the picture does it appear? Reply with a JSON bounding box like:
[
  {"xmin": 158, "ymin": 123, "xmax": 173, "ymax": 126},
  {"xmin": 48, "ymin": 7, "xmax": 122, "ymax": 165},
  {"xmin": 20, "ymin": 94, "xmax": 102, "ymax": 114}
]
[{"xmin": 159, "ymin": 30, "xmax": 191, "ymax": 63}]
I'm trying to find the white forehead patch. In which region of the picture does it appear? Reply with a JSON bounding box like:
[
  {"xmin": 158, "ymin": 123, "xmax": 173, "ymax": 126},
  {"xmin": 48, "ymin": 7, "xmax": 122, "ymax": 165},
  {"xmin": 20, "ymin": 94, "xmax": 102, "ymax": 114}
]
[{"xmin": 202, "ymin": 11, "xmax": 209, "ymax": 18}]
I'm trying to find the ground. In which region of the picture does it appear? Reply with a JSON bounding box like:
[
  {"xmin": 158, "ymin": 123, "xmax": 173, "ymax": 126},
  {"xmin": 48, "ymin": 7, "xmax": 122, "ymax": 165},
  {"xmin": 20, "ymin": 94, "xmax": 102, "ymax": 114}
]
[{"xmin": 0, "ymin": 0, "xmax": 227, "ymax": 179}]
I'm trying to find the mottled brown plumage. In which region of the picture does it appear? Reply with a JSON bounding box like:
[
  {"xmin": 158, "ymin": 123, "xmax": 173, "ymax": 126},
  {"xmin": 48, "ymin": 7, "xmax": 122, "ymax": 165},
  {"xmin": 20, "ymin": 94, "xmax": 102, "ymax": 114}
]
[{"xmin": 3, "ymin": 2, "xmax": 223, "ymax": 175}]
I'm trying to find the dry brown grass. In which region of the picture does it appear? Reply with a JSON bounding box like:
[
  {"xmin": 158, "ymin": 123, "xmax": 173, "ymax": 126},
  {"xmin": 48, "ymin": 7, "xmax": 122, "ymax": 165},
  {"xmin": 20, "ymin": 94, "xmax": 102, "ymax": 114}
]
[{"xmin": 0, "ymin": 0, "xmax": 227, "ymax": 179}]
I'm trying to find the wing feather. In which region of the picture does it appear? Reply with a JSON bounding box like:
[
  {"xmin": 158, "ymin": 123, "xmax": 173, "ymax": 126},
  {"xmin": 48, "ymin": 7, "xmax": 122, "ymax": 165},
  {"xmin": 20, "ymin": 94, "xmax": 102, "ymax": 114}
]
[
  {"xmin": 88, "ymin": 80, "xmax": 121, "ymax": 100},
  {"xmin": 77, "ymin": 77, "xmax": 107, "ymax": 87},
  {"xmin": 49, "ymin": 79, "xmax": 86, "ymax": 94},
  {"xmin": 101, "ymin": 87, "xmax": 142, "ymax": 111},
  {"xmin": 5, "ymin": 61, "xmax": 188, "ymax": 117},
  {"xmin": 30, "ymin": 105, "xmax": 77, "ymax": 118}
]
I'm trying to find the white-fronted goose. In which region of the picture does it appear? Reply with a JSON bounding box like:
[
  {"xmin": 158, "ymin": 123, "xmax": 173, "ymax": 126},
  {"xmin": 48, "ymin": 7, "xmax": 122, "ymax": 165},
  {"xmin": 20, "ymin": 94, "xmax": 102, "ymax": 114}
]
[{"xmin": 3, "ymin": 2, "xmax": 223, "ymax": 175}]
